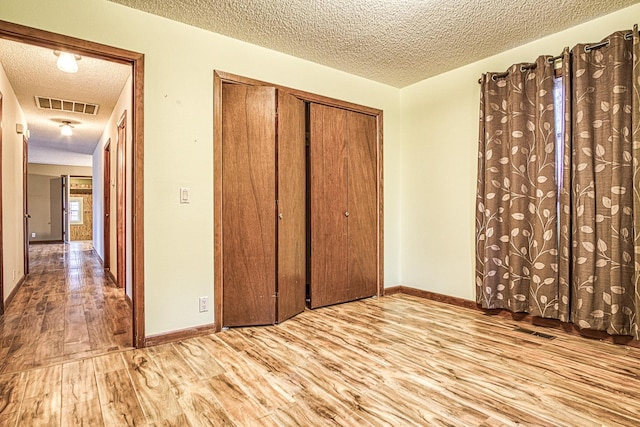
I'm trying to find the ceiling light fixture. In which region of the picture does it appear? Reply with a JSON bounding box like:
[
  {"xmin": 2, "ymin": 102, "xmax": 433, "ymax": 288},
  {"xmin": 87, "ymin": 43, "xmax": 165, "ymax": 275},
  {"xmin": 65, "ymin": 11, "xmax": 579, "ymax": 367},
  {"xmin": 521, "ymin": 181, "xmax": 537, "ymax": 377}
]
[
  {"xmin": 54, "ymin": 50, "xmax": 81, "ymax": 73},
  {"xmin": 60, "ymin": 121, "xmax": 74, "ymax": 136}
]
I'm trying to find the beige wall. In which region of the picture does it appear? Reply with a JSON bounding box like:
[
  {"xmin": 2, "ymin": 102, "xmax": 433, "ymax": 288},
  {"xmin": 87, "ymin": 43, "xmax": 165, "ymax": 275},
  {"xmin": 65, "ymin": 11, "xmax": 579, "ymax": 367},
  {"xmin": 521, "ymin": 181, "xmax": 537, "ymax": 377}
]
[
  {"xmin": 399, "ymin": 4, "xmax": 640, "ymax": 300},
  {"xmin": 0, "ymin": 61, "xmax": 27, "ymax": 303},
  {"xmin": 27, "ymin": 173, "xmax": 58, "ymax": 241},
  {"xmin": 93, "ymin": 73, "xmax": 133, "ymax": 299},
  {"xmin": 27, "ymin": 164, "xmax": 92, "ymax": 243},
  {"xmin": 0, "ymin": 0, "xmax": 402, "ymax": 336}
]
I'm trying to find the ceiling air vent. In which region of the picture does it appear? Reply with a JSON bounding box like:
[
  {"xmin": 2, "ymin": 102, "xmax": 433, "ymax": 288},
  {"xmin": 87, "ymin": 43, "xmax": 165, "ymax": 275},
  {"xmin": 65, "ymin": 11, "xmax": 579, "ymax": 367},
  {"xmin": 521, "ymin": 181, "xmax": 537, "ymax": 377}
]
[{"xmin": 35, "ymin": 96, "xmax": 99, "ymax": 115}]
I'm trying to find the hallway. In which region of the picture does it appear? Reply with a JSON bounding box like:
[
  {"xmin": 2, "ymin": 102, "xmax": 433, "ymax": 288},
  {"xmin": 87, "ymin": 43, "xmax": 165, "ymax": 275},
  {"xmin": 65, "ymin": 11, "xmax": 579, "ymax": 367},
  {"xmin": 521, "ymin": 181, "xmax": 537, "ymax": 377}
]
[{"xmin": 0, "ymin": 242, "xmax": 132, "ymax": 375}]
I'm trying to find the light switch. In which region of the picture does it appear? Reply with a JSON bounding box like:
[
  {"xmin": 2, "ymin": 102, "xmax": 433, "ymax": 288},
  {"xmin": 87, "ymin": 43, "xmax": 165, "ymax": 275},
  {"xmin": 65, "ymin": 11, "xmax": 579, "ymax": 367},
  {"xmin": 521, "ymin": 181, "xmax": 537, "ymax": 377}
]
[{"xmin": 180, "ymin": 187, "xmax": 190, "ymax": 204}]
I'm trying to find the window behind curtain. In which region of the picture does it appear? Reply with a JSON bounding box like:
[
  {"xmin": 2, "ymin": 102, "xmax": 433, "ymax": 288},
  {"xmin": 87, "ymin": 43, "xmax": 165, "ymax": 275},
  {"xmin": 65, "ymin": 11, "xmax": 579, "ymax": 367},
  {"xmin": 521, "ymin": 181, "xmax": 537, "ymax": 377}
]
[{"xmin": 554, "ymin": 75, "xmax": 564, "ymax": 193}]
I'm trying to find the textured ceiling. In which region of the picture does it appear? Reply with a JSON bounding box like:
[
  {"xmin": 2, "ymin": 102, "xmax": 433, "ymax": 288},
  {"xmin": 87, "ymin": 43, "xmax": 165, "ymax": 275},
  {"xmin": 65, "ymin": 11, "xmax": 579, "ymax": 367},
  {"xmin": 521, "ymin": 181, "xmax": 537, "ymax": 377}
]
[
  {"xmin": 0, "ymin": 38, "xmax": 131, "ymax": 166},
  {"xmin": 108, "ymin": 0, "xmax": 640, "ymax": 87}
]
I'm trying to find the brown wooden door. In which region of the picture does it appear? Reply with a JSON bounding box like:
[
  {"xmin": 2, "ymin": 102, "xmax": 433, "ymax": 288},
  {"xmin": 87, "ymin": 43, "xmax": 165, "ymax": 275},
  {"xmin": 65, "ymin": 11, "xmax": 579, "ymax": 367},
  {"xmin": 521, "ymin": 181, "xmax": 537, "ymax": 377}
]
[
  {"xmin": 346, "ymin": 111, "xmax": 378, "ymax": 300},
  {"xmin": 309, "ymin": 103, "xmax": 349, "ymax": 308},
  {"xmin": 222, "ymin": 83, "xmax": 277, "ymax": 327},
  {"xmin": 309, "ymin": 104, "xmax": 378, "ymax": 308},
  {"xmin": 276, "ymin": 91, "xmax": 306, "ymax": 323},
  {"xmin": 103, "ymin": 140, "xmax": 111, "ymax": 269}
]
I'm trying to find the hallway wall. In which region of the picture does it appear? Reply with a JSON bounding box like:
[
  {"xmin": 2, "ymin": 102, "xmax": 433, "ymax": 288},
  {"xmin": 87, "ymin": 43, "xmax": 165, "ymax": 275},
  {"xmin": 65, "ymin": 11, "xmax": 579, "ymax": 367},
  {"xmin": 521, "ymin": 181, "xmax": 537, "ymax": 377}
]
[
  {"xmin": 0, "ymin": 61, "xmax": 26, "ymax": 304},
  {"xmin": 93, "ymin": 73, "xmax": 133, "ymax": 299}
]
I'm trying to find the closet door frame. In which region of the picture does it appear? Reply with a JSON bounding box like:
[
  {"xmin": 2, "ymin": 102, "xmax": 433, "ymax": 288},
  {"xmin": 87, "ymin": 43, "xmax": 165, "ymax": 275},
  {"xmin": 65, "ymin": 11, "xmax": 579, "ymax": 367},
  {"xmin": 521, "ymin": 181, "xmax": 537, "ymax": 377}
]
[{"xmin": 213, "ymin": 70, "xmax": 384, "ymax": 332}]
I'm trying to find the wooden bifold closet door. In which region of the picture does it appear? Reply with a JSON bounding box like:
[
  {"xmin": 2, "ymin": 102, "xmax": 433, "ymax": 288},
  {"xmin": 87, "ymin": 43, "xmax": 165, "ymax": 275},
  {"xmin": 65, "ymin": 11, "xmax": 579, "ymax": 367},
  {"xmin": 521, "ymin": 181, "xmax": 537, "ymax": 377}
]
[
  {"xmin": 221, "ymin": 83, "xmax": 306, "ymax": 327},
  {"xmin": 309, "ymin": 103, "xmax": 378, "ymax": 308}
]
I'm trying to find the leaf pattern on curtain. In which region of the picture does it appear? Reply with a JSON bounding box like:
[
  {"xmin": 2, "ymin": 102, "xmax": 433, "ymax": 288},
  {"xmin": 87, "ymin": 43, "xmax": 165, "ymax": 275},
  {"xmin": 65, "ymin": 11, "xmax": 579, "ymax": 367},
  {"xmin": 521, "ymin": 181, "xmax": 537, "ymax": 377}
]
[
  {"xmin": 476, "ymin": 55, "xmax": 561, "ymax": 317},
  {"xmin": 571, "ymin": 30, "xmax": 638, "ymax": 336}
]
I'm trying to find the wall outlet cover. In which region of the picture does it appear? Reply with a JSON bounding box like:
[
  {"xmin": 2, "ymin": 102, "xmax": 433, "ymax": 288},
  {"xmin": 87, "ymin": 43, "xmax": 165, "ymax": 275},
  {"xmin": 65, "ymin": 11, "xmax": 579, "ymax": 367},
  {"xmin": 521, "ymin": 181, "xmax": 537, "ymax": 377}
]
[{"xmin": 199, "ymin": 296, "xmax": 209, "ymax": 312}]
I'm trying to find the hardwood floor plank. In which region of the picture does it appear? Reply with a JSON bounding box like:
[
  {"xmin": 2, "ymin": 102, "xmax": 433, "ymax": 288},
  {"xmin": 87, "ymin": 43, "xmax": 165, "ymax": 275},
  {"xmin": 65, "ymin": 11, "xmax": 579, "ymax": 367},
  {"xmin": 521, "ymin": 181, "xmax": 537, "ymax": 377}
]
[
  {"xmin": 18, "ymin": 364, "xmax": 62, "ymax": 426},
  {"xmin": 206, "ymin": 373, "xmax": 269, "ymax": 425},
  {"xmin": 95, "ymin": 368, "xmax": 146, "ymax": 427},
  {"xmin": 176, "ymin": 380, "xmax": 237, "ymax": 427},
  {"xmin": 172, "ymin": 339, "xmax": 225, "ymax": 379},
  {"xmin": 0, "ymin": 371, "xmax": 28, "ymax": 418},
  {"xmin": 61, "ymin": 398, "xmax": 104, "ymax": 427},
  {"xmin": 62, "ymin": 359, "xmax": 98, "ymax": 405},
  {"xmin": 123, "ymin": 349, "xmax": 187, "ymax": 425}
]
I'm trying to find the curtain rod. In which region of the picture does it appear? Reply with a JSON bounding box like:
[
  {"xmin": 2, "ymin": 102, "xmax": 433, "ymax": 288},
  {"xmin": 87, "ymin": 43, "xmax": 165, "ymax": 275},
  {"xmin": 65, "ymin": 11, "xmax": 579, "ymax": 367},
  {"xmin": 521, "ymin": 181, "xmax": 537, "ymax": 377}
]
[
  {"xmin": 477, "ymin": 30, "xmax": 637, "ymax": 85},
  {"xmin": 584, "ymin": 39, "xmax": 610, "ymax": 53},
  {"xmin": 477, "ymin": 55, "xmax": 562, "ymax": 84}
]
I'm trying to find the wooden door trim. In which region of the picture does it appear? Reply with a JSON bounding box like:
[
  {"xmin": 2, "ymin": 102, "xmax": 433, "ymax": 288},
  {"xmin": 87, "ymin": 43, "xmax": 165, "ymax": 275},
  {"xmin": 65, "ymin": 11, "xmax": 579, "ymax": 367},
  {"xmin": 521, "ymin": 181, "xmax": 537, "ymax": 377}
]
[
  {"xmin": 0, "ymin": 93, "xmax": 3, "ymax": 315},
  {"xmin": 215, "ymin": 71, "xmax": 383, "ymax": 116},
  {"xmin": 116, "ymin": 112, "xmax": 127, "ymax": 291},
  {"xmin": 22, "ymin": 136, "xmax": 29, "ymax": 275},
  {"xmin": 103, "ymin": 139, "xmax": 111, "ymax": 269},
  {"xmin": 0, "ymin": 19, "xmax": 146, "ymax": 348},
  {"xmin": 213, "ymin": 71, "xmax": 384, "ymax": 331}
]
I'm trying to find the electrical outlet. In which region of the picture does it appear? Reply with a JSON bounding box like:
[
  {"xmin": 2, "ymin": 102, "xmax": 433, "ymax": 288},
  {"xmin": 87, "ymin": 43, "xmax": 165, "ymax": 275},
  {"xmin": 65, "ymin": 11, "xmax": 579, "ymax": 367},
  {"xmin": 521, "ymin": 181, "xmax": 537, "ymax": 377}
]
[
  {"xmin": 31, "ymin": 232, "xmax": 36, "ymax": 238},
  {"xmin": 199, "ymin": 296, "xmax": 209, "ymax": 312}
]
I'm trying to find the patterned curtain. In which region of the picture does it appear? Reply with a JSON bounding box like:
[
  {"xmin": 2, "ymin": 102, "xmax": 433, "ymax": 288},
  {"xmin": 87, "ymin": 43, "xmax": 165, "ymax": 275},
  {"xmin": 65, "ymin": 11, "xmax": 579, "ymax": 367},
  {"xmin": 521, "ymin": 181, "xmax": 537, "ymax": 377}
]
[
  {"xmin": 571, "ymin": 29, "xmax": 640, "ymax": 337},
  {"xmin": 476, "ymin": 55, "xmax": 562, "ymax": 318},
  {"xmin": 634, "ymin": 26, "xmax": 640, "ymax": 341}
]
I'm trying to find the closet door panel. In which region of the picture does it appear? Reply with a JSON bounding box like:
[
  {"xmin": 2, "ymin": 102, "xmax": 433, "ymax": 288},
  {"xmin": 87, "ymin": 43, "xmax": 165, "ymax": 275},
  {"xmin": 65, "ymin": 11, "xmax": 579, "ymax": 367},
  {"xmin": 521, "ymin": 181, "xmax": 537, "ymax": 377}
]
[
  {"xmin": 347, "ymin": 111, "xmax": 378, "ymax": 300},
  {"xmin": 277, "ymin": 91, "xmax": 306, "ymax": 322},
  {"xmin": 222, "ymin": 83, "xmax": 276, "ymax": 327},
  {"xmin": 309, "ymin": 103, "xmax": 349, "ymax": 308}
]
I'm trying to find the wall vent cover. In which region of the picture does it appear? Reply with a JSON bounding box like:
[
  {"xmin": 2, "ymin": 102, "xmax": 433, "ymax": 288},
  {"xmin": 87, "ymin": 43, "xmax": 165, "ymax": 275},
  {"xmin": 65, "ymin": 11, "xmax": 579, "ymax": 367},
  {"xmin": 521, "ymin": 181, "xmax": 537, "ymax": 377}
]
[{"xmin": 35, "ymin": 96, "xmax": 99, "ymax": 115}]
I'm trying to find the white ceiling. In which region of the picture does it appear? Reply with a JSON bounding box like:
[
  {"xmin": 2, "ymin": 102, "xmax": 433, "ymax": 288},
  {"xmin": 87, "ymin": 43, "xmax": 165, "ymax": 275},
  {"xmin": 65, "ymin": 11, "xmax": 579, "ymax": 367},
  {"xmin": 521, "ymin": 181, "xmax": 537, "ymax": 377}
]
[
  {"xmin": 0, "ymin": 38, "xmax": 131, "ymax": 166},
  {"xmin": 108, "ymin": 0, "xmax": 640, "ymax": 87}
]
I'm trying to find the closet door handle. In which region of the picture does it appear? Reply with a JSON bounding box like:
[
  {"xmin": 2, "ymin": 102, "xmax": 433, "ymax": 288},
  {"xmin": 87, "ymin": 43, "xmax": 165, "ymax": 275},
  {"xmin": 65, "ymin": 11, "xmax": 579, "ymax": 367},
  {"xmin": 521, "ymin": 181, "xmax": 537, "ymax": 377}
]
[
  {"xmin": 278, "ymin": 213, "xmax": 283, "ymax": 220},
  {"xmin": 345, "ymin": 211, "xmax": 349, "ymax": 217}
]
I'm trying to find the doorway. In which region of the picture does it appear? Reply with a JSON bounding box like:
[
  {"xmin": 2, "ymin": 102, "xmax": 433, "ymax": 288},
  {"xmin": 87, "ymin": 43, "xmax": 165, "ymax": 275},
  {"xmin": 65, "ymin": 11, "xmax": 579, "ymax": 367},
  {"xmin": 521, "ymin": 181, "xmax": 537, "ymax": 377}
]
[{"xmin": 0, "ymin": 19, "xmax": 145, "ymax": 347}]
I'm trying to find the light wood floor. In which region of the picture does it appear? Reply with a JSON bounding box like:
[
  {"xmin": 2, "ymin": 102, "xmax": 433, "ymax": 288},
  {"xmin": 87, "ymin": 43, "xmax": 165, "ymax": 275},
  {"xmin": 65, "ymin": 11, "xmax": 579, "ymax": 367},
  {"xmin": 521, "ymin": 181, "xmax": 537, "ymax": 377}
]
[
  {"xmin": 0, "ymin": 242, "xmax": 132, "ymax": 376},
  {"xmin": 1, "ymin": 289, "xmax": 640, "ymax": 426}
]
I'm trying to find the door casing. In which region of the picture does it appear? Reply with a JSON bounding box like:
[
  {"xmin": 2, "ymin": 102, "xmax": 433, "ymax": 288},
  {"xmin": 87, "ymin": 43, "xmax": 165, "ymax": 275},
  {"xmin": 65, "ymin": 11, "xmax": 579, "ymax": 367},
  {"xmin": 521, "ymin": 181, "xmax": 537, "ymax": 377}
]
[
  {"xmin": 0, "ymin": 19, "xmax": 146, "ymax": 347},
  {"xmin": 103, "ymin": 140, "xmax": 111, "ymax": 270}
]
